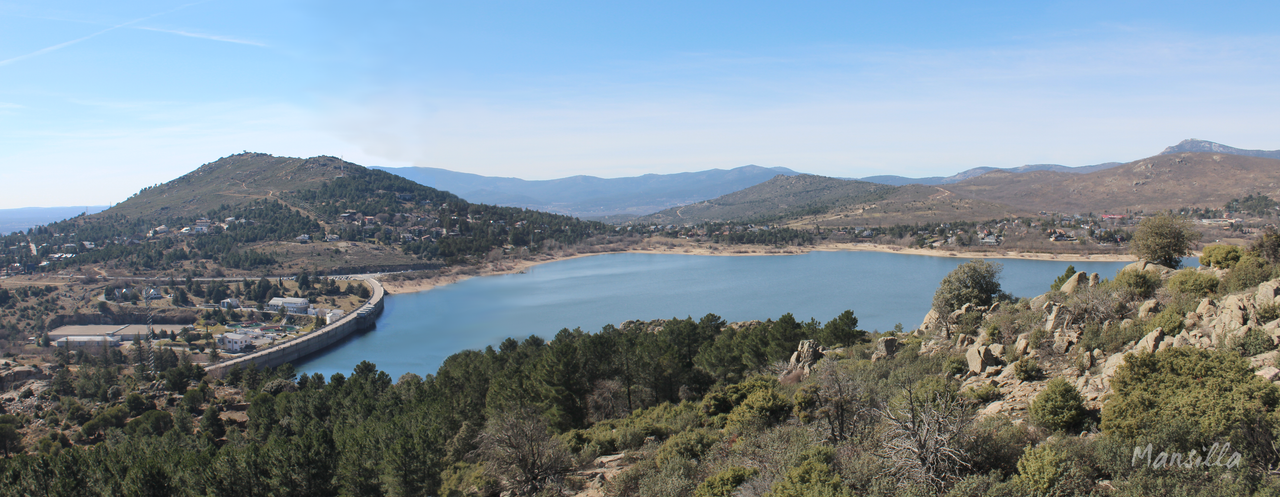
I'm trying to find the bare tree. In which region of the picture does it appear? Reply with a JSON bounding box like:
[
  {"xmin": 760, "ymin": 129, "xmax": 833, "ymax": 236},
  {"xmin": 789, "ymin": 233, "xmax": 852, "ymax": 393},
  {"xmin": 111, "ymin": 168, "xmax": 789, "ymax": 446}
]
[
  {"xmin": 877, "ymin": 386, "xmax": 973, "ymax": 490},
  {"xmin": 794, "ymin": 360, "xmax": 876, "ymax": 443},
  {"xmin": 477, "ymin": 407, "xmax": 572, "ymax": 496}
]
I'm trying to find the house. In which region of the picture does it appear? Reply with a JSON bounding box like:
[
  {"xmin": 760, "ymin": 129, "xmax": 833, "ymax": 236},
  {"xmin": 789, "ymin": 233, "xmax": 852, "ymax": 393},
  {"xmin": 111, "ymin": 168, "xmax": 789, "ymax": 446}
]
[
  {"xmin": 220, "ymin": 298, "xmax": 241, "ymax": 309},
  {"xmin": 82, "ymin": 241, "xmax": 95, "ymax": 249},
  {"xmin": 217, "ymin": 333, "xmax": 252, "ymax": 352},
  {"xmin": 324, "ymin": 234, "xmax": 341, "ymax": 242},
  {"xmin": 153, "ymin": 225, "xmax": 169, "ymax": 234},
  {"xmin": 295, "ymin": 234, "xmax": 311, "ymax": 242},
  {"xmin": 266, "ymin": 297, "xmax": 311, "ymax": 314},
  {"xmin": 325, "ymin": 309, "xmax": 345, "ymax": 325}
]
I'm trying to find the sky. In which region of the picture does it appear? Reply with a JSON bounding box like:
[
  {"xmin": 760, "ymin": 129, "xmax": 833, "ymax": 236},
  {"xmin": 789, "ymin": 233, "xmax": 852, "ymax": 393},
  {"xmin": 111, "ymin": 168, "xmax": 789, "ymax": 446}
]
[{"xmin": 1, "ymin": 1, "xmax": 1279, "ymax": 208}]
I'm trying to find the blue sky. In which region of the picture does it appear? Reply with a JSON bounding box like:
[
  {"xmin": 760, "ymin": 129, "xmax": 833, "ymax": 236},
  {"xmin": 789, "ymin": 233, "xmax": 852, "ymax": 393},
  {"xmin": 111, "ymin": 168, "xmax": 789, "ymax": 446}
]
[{"xmin": 2, "ymin": 1, "xmax": 1279, "ymax": 208}]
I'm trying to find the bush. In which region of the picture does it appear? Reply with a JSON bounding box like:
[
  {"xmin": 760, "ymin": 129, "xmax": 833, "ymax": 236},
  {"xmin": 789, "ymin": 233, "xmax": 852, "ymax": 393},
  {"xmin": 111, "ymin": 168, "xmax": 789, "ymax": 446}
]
[
  {"xmin": 1165, "ymin": 270, "xmax": 1220, "ymax": 298},
  {"xmin": 963, "ymin": 383, "xmax": 1002, "ymax": 403},
  {"xmin": 725, "ymin": 389, "xmax": 792, "ymax": 433},
  {"xmin": 125, "ymin": 410, "xmax": 173, "ymax": 437},
  {"xmin": 1101, "ymin": 347, "xmax": 1280, "ymax": 451},
  {"xmin": 1016, "ymin": 443, "xmax": 1068, "ymax": 494},
  {"xmin": 653, "ymin": 429, "xmax": 721, "ymax": 467},
  {"xmin": 1223, "ymin": 255, "xmax": 1274, "ymax": 293},
  {"xmin": 693, "ymin": 467, "xmax": 758, "ymax": 497},
  {"xmin": 1258, "ymin": 303, "xmax": 1280, "ymax": 324},
  {"xmin": 1113, "ymin": 270, "xmax": 1161, "ymax": 299},
  {"xmin": 1234, "ymin": 327, "xmax": 1277, "ymax": 357},
  {"xmin": 1200, "ymin": 244, "xmax": 1243, "ymax": 269},
  {"xmin": 1013, "ymin": 357, "xmax": 1042, "ymax": 382},
  {"xmin": 932, "ymin": 260, "xmax": 1008, "ymax": 315},
  {"xmin": 1029, "ymin": 378, "xmax": 1085, "ymax": 433},
  {"xmin": 768, "ymin": 447, "xmax": 852, "ymax": 497},
  {"xmin": 1133, "ymin": 307, "xmax": 1184, "ymax": 338}
]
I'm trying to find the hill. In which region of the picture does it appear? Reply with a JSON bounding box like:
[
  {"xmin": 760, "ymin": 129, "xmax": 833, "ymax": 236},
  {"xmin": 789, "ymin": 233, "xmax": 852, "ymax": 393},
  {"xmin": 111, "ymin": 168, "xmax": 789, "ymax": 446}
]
[
  {"xmin": 635, "ymin": 174, "xmax": 895, "ymax": 225},
  {"xmin": 103, "ymin": 153, "xmax": 366, "ymax": 220},
  {"xmin": 947, "ymin": 152, "xmax": 1280, "ymax": 214},
  {"xmin": 373, "ymin": 164, "xmax": 800, "ymax": 219},
  {"xmin": 3, "ymin": 153, "xmax": 615, "ymax": 277},
  {"xmin": 1160, "ymin": 138, "xmax": 1280, "ymax": 160}
]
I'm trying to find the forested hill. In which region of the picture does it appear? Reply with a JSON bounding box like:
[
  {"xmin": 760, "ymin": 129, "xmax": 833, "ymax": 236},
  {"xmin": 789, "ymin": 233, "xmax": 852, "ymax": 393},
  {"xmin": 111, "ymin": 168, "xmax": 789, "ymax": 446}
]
[{"xmin": 4, "ymin": 153, "xmax": 615, "ymax": 273}]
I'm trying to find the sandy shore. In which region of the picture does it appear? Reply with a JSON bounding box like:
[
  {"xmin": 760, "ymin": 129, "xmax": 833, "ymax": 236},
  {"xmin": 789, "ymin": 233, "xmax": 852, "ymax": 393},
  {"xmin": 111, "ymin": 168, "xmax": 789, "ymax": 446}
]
[{"xmin": 377, "ymin": 240, "xmax": 1140, "ymax": 295}]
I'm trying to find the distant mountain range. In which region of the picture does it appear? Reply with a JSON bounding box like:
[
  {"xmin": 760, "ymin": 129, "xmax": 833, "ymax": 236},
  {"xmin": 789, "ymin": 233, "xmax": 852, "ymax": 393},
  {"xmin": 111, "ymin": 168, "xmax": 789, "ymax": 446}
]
[
  {"xmin": 0, "ymin": 206, "xmax": 108, "ymax": 235},
  {"xmin": 372, "ymin": 165, "xmax": 799, "ymax": 220},
  {"xmin": 858, "ymin": 162, "xmax": 1123, "ymax": 186},
  {"xmin": 640, "ymin": 149, "xmax": 1280, "ymax": 227}
]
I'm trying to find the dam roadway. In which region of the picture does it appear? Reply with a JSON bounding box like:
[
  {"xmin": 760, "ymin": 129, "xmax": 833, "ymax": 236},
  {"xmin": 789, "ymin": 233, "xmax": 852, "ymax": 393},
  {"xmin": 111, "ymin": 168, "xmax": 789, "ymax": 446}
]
[{"xmin": 206, "ymin": 277, "xmax": 385, "ymax": 376}]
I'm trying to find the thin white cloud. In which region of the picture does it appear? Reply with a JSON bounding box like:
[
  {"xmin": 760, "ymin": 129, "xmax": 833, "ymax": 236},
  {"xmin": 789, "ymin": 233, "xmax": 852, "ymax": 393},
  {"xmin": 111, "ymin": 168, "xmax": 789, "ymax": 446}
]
[
  {"xmin": 134, "ymin": 26, "xmax": 266, "ymax": 47},
  {"xmin": 0, "ymin": 2, "xmax": 205, "ymax": 67},
  {"xmin": 0, "ymin": 102, "xmax": 22, "ymax": 109}
]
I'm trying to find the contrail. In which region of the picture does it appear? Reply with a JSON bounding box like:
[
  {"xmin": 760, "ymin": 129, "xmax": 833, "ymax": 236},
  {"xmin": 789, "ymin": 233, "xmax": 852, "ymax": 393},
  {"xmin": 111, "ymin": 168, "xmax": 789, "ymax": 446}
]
[{"xmin": 0, "ymin": 1, "xmax": 206, "ymax": 67}]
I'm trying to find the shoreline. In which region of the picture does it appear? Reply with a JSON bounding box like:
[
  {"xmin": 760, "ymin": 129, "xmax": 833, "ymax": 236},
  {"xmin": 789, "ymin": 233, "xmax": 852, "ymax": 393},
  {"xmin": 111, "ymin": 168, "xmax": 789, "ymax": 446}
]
[{"xmin": 377, "ymin": 240, "xmax": 1141, "ymax": 296}]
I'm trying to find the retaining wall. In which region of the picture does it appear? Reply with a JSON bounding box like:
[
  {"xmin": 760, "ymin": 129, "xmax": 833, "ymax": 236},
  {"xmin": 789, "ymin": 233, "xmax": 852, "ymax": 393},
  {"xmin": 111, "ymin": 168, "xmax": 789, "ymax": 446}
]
[{"xmin": 206, "ymin": 277, "xmax": 384, "ymax": 377}]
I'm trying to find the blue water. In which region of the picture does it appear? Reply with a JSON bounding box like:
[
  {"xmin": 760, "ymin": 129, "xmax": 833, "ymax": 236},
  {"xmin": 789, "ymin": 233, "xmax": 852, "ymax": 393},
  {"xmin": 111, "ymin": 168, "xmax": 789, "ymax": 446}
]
[{"xmin": 295, "ymin": 251, "xmax": 1153, "ymax": 379}]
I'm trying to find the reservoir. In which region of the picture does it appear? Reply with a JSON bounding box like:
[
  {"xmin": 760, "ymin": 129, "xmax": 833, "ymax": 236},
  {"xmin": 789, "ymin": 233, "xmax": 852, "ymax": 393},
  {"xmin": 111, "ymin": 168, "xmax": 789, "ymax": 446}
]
[{"xmin": 296, "ymin": 251, "xmax": 1142, "ymax": 379}]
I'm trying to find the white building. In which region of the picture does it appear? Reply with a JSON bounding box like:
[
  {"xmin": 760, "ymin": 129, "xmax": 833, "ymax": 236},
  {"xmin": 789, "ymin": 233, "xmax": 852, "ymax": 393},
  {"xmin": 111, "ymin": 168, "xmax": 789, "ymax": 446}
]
[
  {"xmin": 220, "ymin": 298, "xmax": 241, "ymax": 309},
  {"xmin": 266, "ymin": 297, "xmax": 311, "ymax": 314},
  {"xmin": 217, "ymin": 333, "xmax": 252, "ymax": 352},
  {"xmin": 55, "ymin": 336, "xmax": 120, "ymax": 350}
]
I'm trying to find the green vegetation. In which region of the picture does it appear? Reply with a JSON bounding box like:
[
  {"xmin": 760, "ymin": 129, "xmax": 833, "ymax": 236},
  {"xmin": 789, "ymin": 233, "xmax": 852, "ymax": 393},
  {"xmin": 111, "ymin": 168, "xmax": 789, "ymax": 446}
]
[
  {"xmin": 931, "ymin": 259, "xmax": 1008, "ymax": 315},
  {"xmin": 1129, "ymin": 213, "xmax": 1199, "ymax": 268},
  {"xmin": 1166, "ymin": 270, "xmax": 1220, "ymax": 297},
  {"xmin": 1049, "ymin": 264, "xmax": 1077, "ymax": 291},
  {"xmin": 1029, "ymin": 378, "xmax": 1085, "ymax": 433},
  {"xmin": 1113, "ymin": 269, "xmax": 1161, "ymax": 299},
  {"xmin": 1201, "ymin": 244, "xmax": 1244, "ymax": 269}
]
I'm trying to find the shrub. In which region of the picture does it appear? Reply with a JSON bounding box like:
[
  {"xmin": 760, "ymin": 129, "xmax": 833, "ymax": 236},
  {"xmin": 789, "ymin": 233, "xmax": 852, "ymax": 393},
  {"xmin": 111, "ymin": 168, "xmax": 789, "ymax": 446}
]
[
  {"xmin": 1013, "ymin": 357, "xmax": 1042, "ymax": 382},
  {"xmin": 963, "ymin": 383, "xmax": 1002, "ymax": 403},
  {"xmin": 1165, "ymin": 270, "xmax": 1220, "ymax": 298},
  {"xmin": 963, "ymin": 415, "xmax": 1038, "ymax": 476},
  {"xmin": 768, "ymin": 447, "xmax": 852, "ymax": 497},
  {"xmin": 932, "ymin": 260, "xmax": 1008, "ymax": 315},
  {"xmin": 1133, "ymin": 307, "xmax": 1184, "ymax": 338},
  {"xmin": 725, "ymin": 389, "xmax": 792, "ymax": 433},
  {"xmin": 1224, "ymin": 255, "xmax": 1274, "ymax": 293},
  {"xmin": 125, "ymin": 410, "xmax": 173, "ymax": 437},
  {"xmin": 1234, "ymin": 327, "xmax": 1277, "ymax": 357},
  {"xmin": 1258, "ymin": 303, "xmax": 1280, "ymax": 324},
  {"xmin": 1200, "ymin": 244, "xmax": 1243, "ymax": 269},
  {"xmin": 1029, "ymin": 378, "xmax": 1085, "ymax": 432},
  {"xmin": 1101, "ymin": 347, "xmax": 1280, "ymax": 451},
  {"xmin": 653, "ymin": 429, "xmax": 721, "ymax": 467},
  {"xmin": 693, "ymin": 467, "xmax": 758, "ymax": 497},
  {"xmin": 1113, "ymin": 270, "xmax": 1161, "ymax": 299},
  {"xmin": 1016, "ymin": 443, "xmax": 1068, "ymax": 494}
]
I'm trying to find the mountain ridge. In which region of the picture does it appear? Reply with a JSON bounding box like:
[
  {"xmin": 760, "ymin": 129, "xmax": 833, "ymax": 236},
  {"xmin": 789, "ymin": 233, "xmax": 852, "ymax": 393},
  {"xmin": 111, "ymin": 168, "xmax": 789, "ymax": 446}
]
[{"xmin": 373, "ymin": 164, "xmax": 801, "ymax": 219}]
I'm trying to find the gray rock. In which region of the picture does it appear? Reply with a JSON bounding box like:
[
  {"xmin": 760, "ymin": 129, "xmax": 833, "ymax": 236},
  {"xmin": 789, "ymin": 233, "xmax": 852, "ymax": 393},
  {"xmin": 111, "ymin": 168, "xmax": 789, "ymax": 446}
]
[
  {"xmin": 988, "ymin": 343, "xmax": 1006, "ymax": 358},
  {"xmin": 1013, "ymin": 337, "xmax": 1029, "ymax": 357},
  {"xmin": 1089, "ymin": 273, "xmax": 1100, "ymax": 287},
  {"xmin": 1257, "ymin": 280, "xmax": 1280, "ymax": 308},
  {"xmin": 1135, "ymin": 328, "xmax": 1165, "ymax": 354},
  {"xmin": 1059, "ymin": 271, "xmax": 1089, "ymax": 295},
  {"xmin": 871, "ymin": 336, "xmax": 899, "ymax": 362},
  {"xmin": 1257, "ymin": 366, "xmax": 1280, "ymax": 382},
  {"xmin": 1138, "ymin": 300, "xmax": 1161, "ymax": 320},
  {"xmin": 1044, "ymin": 305, "xmax": 1063, "ymax": 333},
  {"xmin": 966, "ymin": 345, "xmax": 998, "ymax": 374}
]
